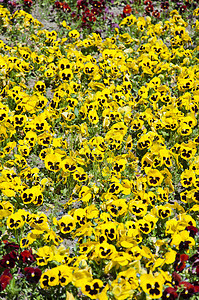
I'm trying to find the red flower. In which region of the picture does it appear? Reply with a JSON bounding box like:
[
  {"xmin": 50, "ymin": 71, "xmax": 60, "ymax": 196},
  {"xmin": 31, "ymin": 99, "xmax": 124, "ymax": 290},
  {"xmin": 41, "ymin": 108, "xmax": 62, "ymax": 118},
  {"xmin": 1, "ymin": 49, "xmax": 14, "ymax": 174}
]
[
  {"xmin": 4, "ymin": 241, "xmax": 19, "ymax": 251},
  {"xmin": 144, "ymin": 0, "xmax": 152, "ymax": 5},
  {"xmin": 62, "ymin": 3, "xmax": 71, "ymax": 12},
  {"xmin": 172, "ymin": 272, "xmax": 182, "ymax": 286},
  {"xmin": 24, "ymin": 267, "xmax": 42, "ymax": 284},
  {"xmin": 19, "ymin": 249, "xmax": 35, "ymax": 264},
  {"xmin": 178, "ymin": 281, "xmax": 195, "ymax": 299},
  {"xmin": 145, "ymin": 4, "xmax": 154, "ymax": 14},
  {"xmin": 162, "ymin": 287, "xmax": 178, "ymax": 300},
  {"xmin": 96, "ymin": 1, "xmax": 105, "ymax": 9},
  {"xmin": 0, "ymin": 270, "xmax": 12, "ymax": 291},
  {"xmin": 179, "ymin": 5, "xmax": 187, "ymax": 14},
  {"xmin": 186, "ymin": 226, "xmax": 198, "ymax": 238},
  {"xmin": 77, "ymin": 0, "xmax": 87, "ymax": 10},
  {"xmin": 161, "ymin": 1, "xmax": 169, "ymax": 10},
  {"xmin": 82, "ymin": 9, "xmax": 96, "ymax": 22},
  {"xmin": 193, "ymin": 282, "xmax": 199, "ymax": 293},
  {"xmin": 174, "ymin": 253, "xmax": 189, "ymax": 272},
  {"xmin": 91, "ymin": 8, "xmax": 100, "ymax": 15},
  {"xmin": 89, "ymin": 13, "xmax": 96, "ymax": 22},
  {"xmin": 71, "ymin": 12, "xmax": 77, "ymax": 18},
  {"xmin": 0, "ymin": 251, "xmax": 17, "ymax": 269},
  {"xmin": 90, "ymin": 0, "xmax": 105, "ymax": 8},
  {"xmin": 123, "ymin": 4, "xmax": 132, "ymax": 15},
  {"xmin": 91, "ymin": 1, "xmax": 99, "ymax": 8},
  {"xmin": 24, "ymin": 0, "xmax": 33, "ymax": 7},
  {"xmin": 152, "ymin": 10, "xmax": 160, "ymax": 18},
  {"xmin": 54, "ymin": 1, "xmax": 62, "ymax": 8}
]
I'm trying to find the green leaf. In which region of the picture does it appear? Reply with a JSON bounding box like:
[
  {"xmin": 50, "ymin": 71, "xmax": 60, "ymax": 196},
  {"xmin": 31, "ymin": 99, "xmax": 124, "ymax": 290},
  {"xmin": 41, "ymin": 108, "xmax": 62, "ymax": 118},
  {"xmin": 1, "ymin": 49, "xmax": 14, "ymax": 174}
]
[{"xmin": 74, "ymin": 107, "xmax": 79, "ymax": 117}]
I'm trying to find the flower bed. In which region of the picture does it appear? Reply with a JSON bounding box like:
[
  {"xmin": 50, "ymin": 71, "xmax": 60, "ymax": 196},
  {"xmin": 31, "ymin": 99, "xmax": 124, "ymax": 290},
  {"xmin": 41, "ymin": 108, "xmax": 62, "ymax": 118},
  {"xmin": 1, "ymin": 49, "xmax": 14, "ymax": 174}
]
[{"xmin": 0, "ymin": 3, "xmax": 199, "ymax": 299}]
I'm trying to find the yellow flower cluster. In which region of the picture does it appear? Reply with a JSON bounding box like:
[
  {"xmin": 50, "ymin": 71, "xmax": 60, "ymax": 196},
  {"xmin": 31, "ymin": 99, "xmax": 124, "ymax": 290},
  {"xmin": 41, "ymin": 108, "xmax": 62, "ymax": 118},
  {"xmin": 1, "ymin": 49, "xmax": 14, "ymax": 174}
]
[{"xmin": 0, "ymin": 5, "xmax": 199, "ymax": 299}]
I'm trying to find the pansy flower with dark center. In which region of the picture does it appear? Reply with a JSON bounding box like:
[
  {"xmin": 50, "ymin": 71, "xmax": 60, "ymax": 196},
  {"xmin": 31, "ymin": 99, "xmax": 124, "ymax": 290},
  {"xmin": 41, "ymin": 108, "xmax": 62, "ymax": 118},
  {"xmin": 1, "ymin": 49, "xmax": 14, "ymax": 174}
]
[
  {"xmin": 112, "ymin": 159, "xmax": 127, "ymax": 174},
  {"xmin": 20, "ymin": 238, "xmax": 30, "ymax": 248},
  {"xmin": 61, "ymin": 157, "xmax": 77, "ymax": 173},
  {"xmin": 34, "ymin": 81, "xmax": 46, "ymax": 93},
  {"xmin": 171, "ymin": 230, "xmax": 195, "ymax": 251},
  {"xmin": 178, "ymin": 281, "xmax": 195, "ymax": 299},
  {"xmin": 147, "ymin": 169, "xmax": 164, "ymax": 186},
  {"xmin": 84, "ymin": 62, "xmax": 98, "ymax": 75},
  {"xmin": 77, "ymin": 0, "xmax": 87, "ymax": 10},
  {"xmin": 152, "ymin": 9, "xmax": 160, "ymax": 19},
  {"xmin": 179, "ymin": 5, "xmax": 187, "ymax": 14},
  {"xmin": 129, "ymin": 201, "xmax": 147, "ymax": 217},
  {"xmin": 24, "ymin": 0, "xmax": 33, "ymax": 7},
  {"xmin": 145, "ymin": 4, "xmax": 154, "ymax": 14},
  {"xmin": 174, "ymin": 253, "xmax": 189, "ymax": 272},
  {"xmin": 157, "ymin": 206, "xmax": 172, "ymax": 219},
  {"xmin": 100, "ymin": 222, "xmax": 117, "ymax": 241},
  {"xmin": 57, "ymin": 265, "xmax": 72, "ymax": 286},
  {"xmin": 180, "ymin": 143, "xmax": 196, "ymax": 160},
  {"xmin": 36, "ymin": 246, "xmax": 54, "ymax": 266},
  {"xmin": 140, "ymin": 273, "xmax": 164, "ymax": 299},
  {"xmin": 107, "ymin": 198, "xmax": 128, "ymax": 218},
  {"xmin": 19, "ymin": 249, "xmax": 35, "ymax": 264},
  {"xmin": 126, "ymin": 246, "xmax": 142, "ymax": 261},
  {"xmin": 21, "ymin": 188, "xmax": 35, "ymax": 204},
  {"xmin": 24, "ymin": 131, "xmax": 37, "ymax": 148},
  {"xmin": 40, "ymin": 268, "xmax": 59, "ymax": 289},
  {"xmin": 59, "ymin": 69, "xmax": 73, "ymax": 81},
  {"xmin": 24, "ymin": 267, "xmax": 42, "ymax": 283},
  {"xmin": 162, "ymin": 287, "xmax": 178, "ymax": 300},
  {"xmin": 44, "ymin": 153, "xmax": 62, "ymax": 173},
  {"xmin": 73, "ymin": 167, "xmax": 88, "ymax": 182},
  {"xmin": 138, "ymin": 219, "xmax": 152, "ymax": 234},
  {"xmin": 123, "ymin": 4, "xmax": 132, "ymax": 15},
  {"xmin": 7, "ymin": 212, "xmax": 25, "ymax": 230},
  {"xmin": 14, "ymin": 114, "xmax": 26, "ymax": 128},
  {"xmin": 108, "ymin": 182, "xmax": 122, "ymax": 194},
  {"xmin": 82, "ymin": 279, "xmax": 103, "ymax": 299},
  {"xmin": 57, "ymin": 215, "xmax": 76, "ymax": 234},
  {"xmin": 73, "ymin": 208, "xmax": 87, "ymax": 226},
  {"xmin": 0, "ymin": 251, "xmax": 17, "ymax": 268},
  {"xmin": 40, "ymin": 273, "xmax": 49, "ymax": 289},
  {"xmin": 161, "ymin": 1, "xmax": 169, "ymax": 10}
]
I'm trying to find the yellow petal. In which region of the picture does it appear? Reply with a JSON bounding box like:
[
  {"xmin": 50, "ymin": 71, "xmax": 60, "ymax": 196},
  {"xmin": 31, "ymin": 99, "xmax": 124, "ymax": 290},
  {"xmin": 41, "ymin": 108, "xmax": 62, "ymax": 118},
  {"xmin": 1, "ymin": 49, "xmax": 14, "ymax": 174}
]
[{"xmin": 66, "ymin": 292, "xmax": 75, "ymax": 300}]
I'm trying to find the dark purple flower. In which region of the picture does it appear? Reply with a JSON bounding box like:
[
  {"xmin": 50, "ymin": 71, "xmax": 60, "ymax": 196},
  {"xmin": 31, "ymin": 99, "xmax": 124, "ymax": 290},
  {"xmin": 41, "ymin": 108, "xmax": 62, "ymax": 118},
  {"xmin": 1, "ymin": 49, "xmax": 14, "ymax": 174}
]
[
  {"xmin": 24, "ymin": 267, "xmax": 42, "ymax": 284},
  {"xmin": 178, "ymin": 281, "xmax": 195, "ymax": 299},
  {"xmin": 162, "ymin": 287, "xmax": 178, "ymax": 300},
  {"xmin": 186, "ymin": 226, "xmax": 198, "ymax": 238},
  {"xmin": 161, "ymin": 1, "xmax": 169, "ymax": 9},
  {"xmin": 4, "ymin": 241, "xmax": 20, "ymax": 252},
  {"xmin": 179, "ymin": 241, "xmax": 191, "ymax": 251},
  {"xmin": 0, "ymin": 251, "xmax": 17, "ymax": 268}
]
